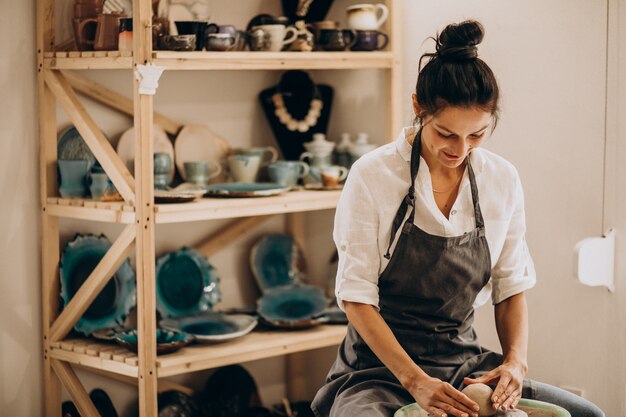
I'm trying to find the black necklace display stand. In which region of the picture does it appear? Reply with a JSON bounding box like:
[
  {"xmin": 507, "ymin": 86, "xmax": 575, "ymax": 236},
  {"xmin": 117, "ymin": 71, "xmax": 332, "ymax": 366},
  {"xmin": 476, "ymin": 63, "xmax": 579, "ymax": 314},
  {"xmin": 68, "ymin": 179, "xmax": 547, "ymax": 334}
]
[{"xmin": 259, "ymin": 70, "xmax": 333, "ymax": 161}]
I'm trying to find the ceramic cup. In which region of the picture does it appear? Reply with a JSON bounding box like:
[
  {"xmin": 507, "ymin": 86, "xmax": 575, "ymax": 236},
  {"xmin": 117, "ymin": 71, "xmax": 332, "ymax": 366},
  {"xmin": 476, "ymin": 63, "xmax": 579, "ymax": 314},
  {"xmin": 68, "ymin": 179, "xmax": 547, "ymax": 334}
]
[
  {"xmin": 58, "ymin": 159, "xmax": 90, "ymax": 198},
  {"xmin": 205, "ymin": 33, "xmax": 237, "ymax": 51},
  {"xmin": 251, "ymin": 24, "xmax": 298, "ymax": 51},
  {"xmin": 205, "ymin": 24, "xmax": 246, "ymax": 51},
  {"xmin": 311, "ymin": 20, "xmax": 339, "ymax": 40},
  {"xmin": 88, "ymin": 172, "xmax": 114, "ymax": 200},
  {"xmin": 320, "ymin": 165, "xmax": 348, "ymax": 187},
  {"xmin": 317, "ymin": 29, "xmax": 357, "ymax": 51},
  {"xmin": 158, "ymin": 35, "xmax": 196, "ymax": 51},
  {"xmin": 268, "ymin": 160, "xmax": 310, "ymax": 187},
  {"xmin": 351, "ymin": 30, "xmax": 389, "ymax": 51},
  {"xmin": 235, "ymin": 146, "xmax": 279, "ymax": 165},
  {"xmin": 299, "ymin": 151, "xmax": 332, "ymax": 169},
  {"xmin": 346, "ymin": 3, "xmax": 389, "ymax": 31},
  {"xmin": 184, "ymin": 161, "xmax": 222, "ymax": 185},
  {"xmin": 175, "ymin": 21, "xmax": 208, "ymax": 50},
  {"xmin": 153, "ymin": 153, "xmax": 172, "ymax": 189},
  {"xmin": 227, "ymin": 154, "xmax": 262, "ymax": 183}
]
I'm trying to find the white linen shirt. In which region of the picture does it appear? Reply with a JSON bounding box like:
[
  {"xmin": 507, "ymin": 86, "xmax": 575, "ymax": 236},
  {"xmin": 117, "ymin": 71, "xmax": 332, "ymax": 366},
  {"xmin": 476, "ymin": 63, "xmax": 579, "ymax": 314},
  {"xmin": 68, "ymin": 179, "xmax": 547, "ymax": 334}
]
[{"xmin": 334, "ymin": 127, "xmax": 536, "ymax": 310}]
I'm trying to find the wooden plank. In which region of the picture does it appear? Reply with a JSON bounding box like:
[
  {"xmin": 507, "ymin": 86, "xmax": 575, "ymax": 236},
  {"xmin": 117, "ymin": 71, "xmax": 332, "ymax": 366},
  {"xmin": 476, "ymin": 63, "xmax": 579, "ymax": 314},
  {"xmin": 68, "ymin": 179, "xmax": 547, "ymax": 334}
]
[
  {"xmin": 51, "ymin": 360, "xmax": 100, "ymax": 417},
  {"xmin": 45, "ymin": 202, "xmax": 136, "ymax": 223},
  {"xmin": 69, "ymin": 51, "xmax": 81, "ymax": 58},
  {"xmin": 45, "ymin": 56, "xmax": 133, "ymax": 69},
  {"xmin": 153, "ymin": 51, "xmax": 394, "ymax": 70},
  {"xmin": 81, "ymin": 51, "xmax": 95, "ymax": 58},
  {"xmin": 94, "ymin": 51, "xmax": 109, "ymax": 57},
  {"xmin": 50, "ymin": 347, "xmax": 139, "ymax": 377},
  {"xmin": 49, "ymin": 225, "xmax": 136, "ymax": 341},
  {"xmin": 62, "ymin": 71, "xmax": 182, "ymax": 136},
  {"xmin": 157, "ymin": 326, "xmax": 347, "ymax": 377},
  {"xmin": 155, "ymin": 190, "xmax": 341, "ymax": 223},
  {"xmin": 195, "ymin": 216, "xmax": 273, "ymax": 258},
  {"xmin": 78, "ymin": 366, "xmax": 195, "ymax": 395},
  {"xmin": 134, "ymin": 0, "xmax": 159, "ymax": 415},
  {"xmin": 44, "ymin": 70, "xmax": 136, "ymax": 203}
]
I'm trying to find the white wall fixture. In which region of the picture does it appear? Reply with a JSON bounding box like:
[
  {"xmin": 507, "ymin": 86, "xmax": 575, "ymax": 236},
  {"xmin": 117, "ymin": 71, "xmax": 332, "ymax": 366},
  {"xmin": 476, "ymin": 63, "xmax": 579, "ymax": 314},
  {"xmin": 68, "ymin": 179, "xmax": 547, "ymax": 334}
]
[
  {"xmin": 134, "ymin": 64, "xmax": 165, "ymax": 95},
  {"xmin": 574, "ymin": 228, "xmax": 615, "ymax": 291}
]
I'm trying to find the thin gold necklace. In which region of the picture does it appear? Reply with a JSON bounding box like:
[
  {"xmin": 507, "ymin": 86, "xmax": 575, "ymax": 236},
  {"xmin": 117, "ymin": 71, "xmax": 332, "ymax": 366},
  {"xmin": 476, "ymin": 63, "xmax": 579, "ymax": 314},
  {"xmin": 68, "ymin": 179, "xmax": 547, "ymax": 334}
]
[{"xmin": 432, "ymin": 165, "xmax": 465, "ymax": 193}]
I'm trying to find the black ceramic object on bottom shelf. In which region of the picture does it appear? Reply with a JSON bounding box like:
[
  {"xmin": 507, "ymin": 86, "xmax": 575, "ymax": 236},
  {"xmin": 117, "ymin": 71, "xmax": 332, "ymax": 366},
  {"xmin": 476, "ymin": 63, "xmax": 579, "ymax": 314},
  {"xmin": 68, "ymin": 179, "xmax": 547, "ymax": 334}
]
[
  {"xmin": 200, "ymin": 365, "xmax": 262, "ymax": 417},
  {"xmin": 90, "ymin": 388, "xmax": 119, "ymax": 417}
]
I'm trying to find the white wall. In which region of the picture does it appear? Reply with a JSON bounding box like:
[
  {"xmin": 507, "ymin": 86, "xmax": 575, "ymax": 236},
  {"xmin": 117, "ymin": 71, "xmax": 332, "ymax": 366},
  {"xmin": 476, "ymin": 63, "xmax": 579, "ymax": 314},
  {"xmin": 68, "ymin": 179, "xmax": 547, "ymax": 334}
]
[{"xmin": 1, "ymin": 0, "xmax": 624, "ymax": 416}]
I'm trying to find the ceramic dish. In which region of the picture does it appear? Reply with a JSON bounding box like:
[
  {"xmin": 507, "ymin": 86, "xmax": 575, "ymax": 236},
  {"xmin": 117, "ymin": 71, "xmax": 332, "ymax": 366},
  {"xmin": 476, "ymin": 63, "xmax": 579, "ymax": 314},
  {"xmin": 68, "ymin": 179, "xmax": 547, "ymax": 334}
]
[
  {"xmin": 257, "ymin": 284, "xmax": 329, "ymax": 325},
  {"xmin": 58, "ymin": 126, "xmax": 97, "ymax": 170},
  {"xmin": 116, "ymin": 124, "xmax": 175, "ymax": 184},
  {"xmin": 250, "ymin": 234, "xmax": 306, "ymax": 292},
  {"xmin": 321, "ymin": 305, "xmax": 348, "ymax": 324},
  {"xmin": 155, "ymin": 247, "xmax": 221, "ymax": 318},
  {"xmin": 174, "ymin": 124, "xmax": 231, "ymax": 183},
  {"xmin": 103, "ymin": 0, "xmax": 132, "ymax": 16},
  {"xmin": 203, "ymin": 182, "xmax": 291, "ymax": 198},
  {"xmin": 154, "ymin": 184, "xmax": 206, "ymax": 204},
  {"xmin": 394, "ymin": 399, "xmax": 571, "ymax": 417},
  {"xmin": 259, "ymin": 314, "xmax": 329, "ymax": 330},
  {"xmin": 160, "ymin": 312, "xmax": 258, "ymax": 343},
  {"xmin": 112, "ymin": 328, "xmax": 195, "ymax": 354},
  {"xmin": 60, "ymin": 234, "xmax": 136, "ymax": 335}
]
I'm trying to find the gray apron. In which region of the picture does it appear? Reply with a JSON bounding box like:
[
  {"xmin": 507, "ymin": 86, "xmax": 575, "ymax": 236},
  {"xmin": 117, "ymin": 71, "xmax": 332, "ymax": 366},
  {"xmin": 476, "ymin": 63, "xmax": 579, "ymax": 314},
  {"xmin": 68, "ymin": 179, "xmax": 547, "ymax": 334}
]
[{"xmin": 312, "ymin": 129, "xmax": 508, "ymax": 417}]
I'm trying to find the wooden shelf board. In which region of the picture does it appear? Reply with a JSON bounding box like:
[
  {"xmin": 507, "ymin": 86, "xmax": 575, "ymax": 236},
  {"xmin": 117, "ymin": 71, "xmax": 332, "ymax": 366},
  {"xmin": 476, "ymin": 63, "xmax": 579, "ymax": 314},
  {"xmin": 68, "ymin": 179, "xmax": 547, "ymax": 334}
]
[
  {"xmin": 154, "ymin": 189, "xmax": 341, "ymax": 223},
  {"xmin": 45, "ymin": 197, "xmax": 135, "ymax": 223},
  {"xmin": 44, "ymin": 51, "xmax": 393, "ymax": 70},
  {"xmin": 48, "ymin": 325, "xmax": 347, "ymax": 378}
]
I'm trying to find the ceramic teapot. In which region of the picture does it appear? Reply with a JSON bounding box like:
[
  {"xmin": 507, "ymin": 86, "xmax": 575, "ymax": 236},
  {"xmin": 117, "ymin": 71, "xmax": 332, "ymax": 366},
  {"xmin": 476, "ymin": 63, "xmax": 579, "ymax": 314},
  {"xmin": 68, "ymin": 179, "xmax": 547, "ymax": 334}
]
[
  {"xmin": 300, "ymin": 133, "xmax": 335, "ymax": 168},
  {"xmin": 349, "ymin": 132, "xmax": 376, "ymax": 162}
]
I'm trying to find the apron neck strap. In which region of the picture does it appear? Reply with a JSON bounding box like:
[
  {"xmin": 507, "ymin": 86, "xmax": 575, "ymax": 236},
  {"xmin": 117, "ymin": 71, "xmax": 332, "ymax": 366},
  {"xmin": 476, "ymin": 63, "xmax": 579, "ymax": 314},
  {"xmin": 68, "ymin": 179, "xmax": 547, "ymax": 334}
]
[{"xmin": 384, "ymin": 128, "xmax": 486, "ymax": 259}]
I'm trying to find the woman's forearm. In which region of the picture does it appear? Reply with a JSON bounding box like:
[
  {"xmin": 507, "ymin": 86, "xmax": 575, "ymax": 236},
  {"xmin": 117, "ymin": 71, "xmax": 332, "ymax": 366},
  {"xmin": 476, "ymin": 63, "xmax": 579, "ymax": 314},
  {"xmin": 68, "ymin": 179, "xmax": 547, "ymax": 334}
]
[
  {"xmin": 343, "ymin": 301, "xmax": 429, "ymax": 389},
  {"xmin": 494, "ymin": 292, "xmax": 529, "ymax": 373}
]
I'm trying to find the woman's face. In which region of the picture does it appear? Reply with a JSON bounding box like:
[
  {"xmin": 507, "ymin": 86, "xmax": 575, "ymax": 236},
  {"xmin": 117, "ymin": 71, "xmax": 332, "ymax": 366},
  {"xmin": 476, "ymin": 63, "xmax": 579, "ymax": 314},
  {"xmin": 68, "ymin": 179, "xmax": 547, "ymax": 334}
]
[{"xmin": 414, "ymin": 99, "xmax": 492, "ymax": 171}]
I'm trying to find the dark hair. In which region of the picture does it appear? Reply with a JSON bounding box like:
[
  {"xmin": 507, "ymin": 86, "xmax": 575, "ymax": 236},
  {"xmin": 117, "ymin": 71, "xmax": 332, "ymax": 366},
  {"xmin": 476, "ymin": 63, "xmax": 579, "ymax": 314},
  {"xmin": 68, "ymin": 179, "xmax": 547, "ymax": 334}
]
[{"xmin": 415, "ymin": 20, "xmax": 500, "ymax": 130}]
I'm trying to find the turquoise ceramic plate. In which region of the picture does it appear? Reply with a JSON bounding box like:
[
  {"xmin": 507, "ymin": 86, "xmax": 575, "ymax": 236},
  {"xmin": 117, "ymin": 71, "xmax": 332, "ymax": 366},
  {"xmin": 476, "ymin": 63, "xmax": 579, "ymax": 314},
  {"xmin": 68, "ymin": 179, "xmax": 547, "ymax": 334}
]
[
  {"xmin": 250, "ymin": 234, "xmax": 306, "ymax": 292},
  {"xmin": 203, "ymin": 182, "xmax": 291, "ymax": 197},
  {"xmin": 257, "ymin": 284, "xmax": 329, "ymax": 325},
  {"xmin": 57, "ymin": 126, "xmax": 97, "ymax": 170},
  {"xmin": 155, "ymin": 247, "xmax": 221, "ymax": 318},
  {"xmin": 112, "ymin": 328, "xmax": 195, "ymax": 354},
  {"xmin": 60, "ymin": 234, "xmax": 136, "ymax": 336},
  {"xmin": 160, "ymin": 312, "xmax": 258, "ymax": 343},
  {"xmin": 394, "ymin": 399, "xmax": 571, "ymax": 417}
]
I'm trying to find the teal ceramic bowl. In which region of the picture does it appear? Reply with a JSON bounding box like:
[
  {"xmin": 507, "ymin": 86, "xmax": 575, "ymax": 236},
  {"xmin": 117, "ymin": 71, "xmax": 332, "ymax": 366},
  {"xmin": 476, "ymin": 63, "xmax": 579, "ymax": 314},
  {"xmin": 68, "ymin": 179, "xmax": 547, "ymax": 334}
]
[
  {"xmin": 394, "ymin": 398, "xmax": 571, "ymax": 417},
  {"xmin": 60, "ymin": 234, "xmax": 136, "ymax": 335},
  {"xmin": 155, "ymin": 247, "xmax": 221, "ymax": 318},
  {"xmin": 112, "ymin": 328, "xmax": 195, "ymax": 354},
  {"xmin": 250, "ymin": 234, "xmax": 306, "ymax": 292},
  {"xmin": 257, "ymin": 284, "xmax": 328, "ymax": 325},
  {"xmin": 160, "ymin": 312, "xmax": 258, "ymax": 343}
]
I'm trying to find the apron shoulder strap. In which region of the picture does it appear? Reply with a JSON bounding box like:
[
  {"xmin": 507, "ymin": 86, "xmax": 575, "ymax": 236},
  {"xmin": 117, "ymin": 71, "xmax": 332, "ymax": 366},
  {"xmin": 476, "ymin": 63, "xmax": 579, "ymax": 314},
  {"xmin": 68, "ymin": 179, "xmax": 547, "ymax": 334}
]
[{"xmin": 384, "ymin": 129, "xmax": 421, "ymax": 259}]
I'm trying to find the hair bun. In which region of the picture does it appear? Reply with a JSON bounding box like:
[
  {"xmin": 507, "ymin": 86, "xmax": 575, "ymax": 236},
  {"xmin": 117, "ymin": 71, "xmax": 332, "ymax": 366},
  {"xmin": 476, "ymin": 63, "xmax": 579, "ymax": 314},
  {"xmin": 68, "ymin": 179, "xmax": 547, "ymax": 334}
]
[{"xmin": 436, "ymin": 20, "xmax": 484, "ymax": 61}]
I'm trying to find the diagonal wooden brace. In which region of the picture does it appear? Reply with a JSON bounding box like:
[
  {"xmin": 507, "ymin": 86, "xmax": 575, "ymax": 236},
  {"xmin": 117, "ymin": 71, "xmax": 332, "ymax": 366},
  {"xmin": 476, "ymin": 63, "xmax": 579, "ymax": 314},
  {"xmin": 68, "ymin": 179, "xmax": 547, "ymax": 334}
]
[
  {"xmin": 61, "ymin": 70, "xmax": 182, "ymax": 136},
  {"xmin": 51, "ymin": 359, "xmax": 101, "ymax": 417},
  {"xmin": 50, "ymin": 225, "xmax": 136, "ymax": 342},
  {"xmin": 44, "ymin": 70, "xmax": 136, "ymax": 204}
]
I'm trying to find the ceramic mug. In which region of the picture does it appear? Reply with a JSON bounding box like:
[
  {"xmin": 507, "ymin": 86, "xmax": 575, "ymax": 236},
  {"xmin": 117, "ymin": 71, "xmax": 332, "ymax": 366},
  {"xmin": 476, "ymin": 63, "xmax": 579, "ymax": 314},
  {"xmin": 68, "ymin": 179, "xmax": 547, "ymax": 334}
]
[
  {"xmin": 184, "ymin": 161, "xmax": 222, "ymax": 185},
  {"xmin": 58, "ymin": 159, "xmax": 90, "ymax": 198},
  {"xmin": 251, "ymin": 24, "xmax": 298, "ymax": 51},
  {"xmin": 227, "ymin": 154, "xmax": 262, "ymax": 183},
  {"xmin": 299, "ymin": 151, "xmax": 332, "ymax": 169},
  {"xmin": 268, "ymin": 160, "xmax": 310, "ymax": 187},
  {"xmin": 78, "ymin": 12, "xmax": 123, "ymax": 51},
  {"xmin": 317, "ymin": 29, "xmax": 357, "ymax": 51},
  {"xmin": 205, "ymin": 33, "xmax": 237, "ymax": 51},
  {"xmin": 154, "ymin": 153, "xmax": 172, "ymax": 189},
  {"xmin": 346, "ymin": 3, "xmax": 389, "ymax": 31},
  {"xmin": 205, "ymin": 24, "xmax": 246, "ymax": 51},
  {"xmin": 235, "ymin": 146, "xmax": 279, "ymax": 165},
  {"xmin": 175, "ymin": 21, "xmax": 208, "ymax": 50},
  {"xmin": 351, "ymin": 30, "xmax": 389, "ymax": 51},
  {"xmin": 88, "ymin": 172, "xmax": 114, "ymax": 200},
  {"xmin": 321, "ymin": 165, "xmax": 348, "ymax": 187}
]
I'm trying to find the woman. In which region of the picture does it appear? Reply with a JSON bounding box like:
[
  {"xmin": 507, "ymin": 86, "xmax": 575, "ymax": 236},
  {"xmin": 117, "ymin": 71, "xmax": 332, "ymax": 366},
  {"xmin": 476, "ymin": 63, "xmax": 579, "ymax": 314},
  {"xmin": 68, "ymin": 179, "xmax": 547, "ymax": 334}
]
[{"xmin": 311, "ymin": 20, "xmax": 604, "ymax": 417}]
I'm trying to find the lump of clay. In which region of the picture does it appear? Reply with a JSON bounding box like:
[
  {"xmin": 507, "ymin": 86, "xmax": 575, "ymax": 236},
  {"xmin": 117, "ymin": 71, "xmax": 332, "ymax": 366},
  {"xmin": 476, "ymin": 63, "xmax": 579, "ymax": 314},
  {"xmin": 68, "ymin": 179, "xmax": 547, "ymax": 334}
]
[{"xmin": 462, "ymin": 383, "xmax": 495, "ymax": 417}]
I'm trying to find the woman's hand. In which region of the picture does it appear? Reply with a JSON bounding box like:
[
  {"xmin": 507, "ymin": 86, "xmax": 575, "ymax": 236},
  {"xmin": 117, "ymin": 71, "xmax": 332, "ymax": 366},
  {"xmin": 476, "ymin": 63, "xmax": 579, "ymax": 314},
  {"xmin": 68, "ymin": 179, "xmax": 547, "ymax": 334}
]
[
  {"xmin": 463, "ymin": 361, "xmax": 526, "ymax": 413},
  {"xmin": 406, "ymin": 375, "xmax": 479, "ymax": 417}
]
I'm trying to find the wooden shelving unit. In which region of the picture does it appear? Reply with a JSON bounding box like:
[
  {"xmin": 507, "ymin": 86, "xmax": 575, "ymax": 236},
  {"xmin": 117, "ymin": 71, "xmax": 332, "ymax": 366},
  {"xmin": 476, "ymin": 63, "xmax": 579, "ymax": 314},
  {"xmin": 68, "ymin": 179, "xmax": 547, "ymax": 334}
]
[{"xmin": 37, "ymin": 1, "xmax": 402, "ymax": 416}]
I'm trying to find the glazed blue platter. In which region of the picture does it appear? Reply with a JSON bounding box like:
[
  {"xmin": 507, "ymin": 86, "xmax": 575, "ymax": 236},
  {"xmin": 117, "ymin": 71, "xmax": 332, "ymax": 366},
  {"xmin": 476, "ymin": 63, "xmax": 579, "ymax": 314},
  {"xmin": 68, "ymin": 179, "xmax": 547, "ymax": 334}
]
[
  {"xmin": 155, "ymin": 247, "xmax": 221, "ymax": 318},
  {"xmin": 57, "ymin": 126, "xmax": 97, "ymax": 170},
  {"xmin": 112, "ymin": 328, "xmax": 195, "ymax": 354},
  {"xmin": 203, "ymin": 182, "xmax": 291, "ymax": 197},
  {"xmin": 160, "ymin": 312, "xmax": 258, "ymax": 343},
  {"xmin": 257, "ymin": 284, "xmax": 329, "ymax": 328},
  {"xmin": 250, "ymin": 234, "xmax": 306, "ymax": 292},
  {"xmin": 60, "ymin": 234, "xmax": 136, "ymax": 335}
]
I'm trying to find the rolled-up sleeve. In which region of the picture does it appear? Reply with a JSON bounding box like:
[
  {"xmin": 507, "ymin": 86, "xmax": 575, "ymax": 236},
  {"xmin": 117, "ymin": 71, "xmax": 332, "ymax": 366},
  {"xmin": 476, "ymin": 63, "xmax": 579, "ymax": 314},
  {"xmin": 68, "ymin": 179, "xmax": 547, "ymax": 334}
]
[
  {"xmin": 491, "ymin": 173, "xmax": 537, "ymax": 304},
  {"xmin": 333, "ymin": 165, "xmax": 382, "ymax": 311}
]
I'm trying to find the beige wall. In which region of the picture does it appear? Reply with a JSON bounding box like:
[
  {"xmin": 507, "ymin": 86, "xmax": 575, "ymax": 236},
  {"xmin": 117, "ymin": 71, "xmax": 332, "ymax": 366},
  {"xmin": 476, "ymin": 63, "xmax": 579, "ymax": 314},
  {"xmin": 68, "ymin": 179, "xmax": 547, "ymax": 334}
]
[{"xmin": 1, "ymin": 0, "xmax": 624, "ymax": 416}]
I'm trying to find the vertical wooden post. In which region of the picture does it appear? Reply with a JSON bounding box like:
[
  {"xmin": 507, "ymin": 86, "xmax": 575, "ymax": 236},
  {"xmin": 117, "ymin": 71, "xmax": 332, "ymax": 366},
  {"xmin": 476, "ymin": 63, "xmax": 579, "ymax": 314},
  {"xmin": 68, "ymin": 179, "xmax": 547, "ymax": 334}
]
[
  {"xmin": 37, "ymin": 0, "xmax": 62, "ymax": 415},
  {"xmin": 285, "ymin": 212, "xmax": 308, "ymax": 401},
  {"xmin": 388, "ymin": 0, "xmax": 404, "ymax": 138},
  {"xmin": 133, "ymin": 0, "xmax": 158, "ymax": 415}
]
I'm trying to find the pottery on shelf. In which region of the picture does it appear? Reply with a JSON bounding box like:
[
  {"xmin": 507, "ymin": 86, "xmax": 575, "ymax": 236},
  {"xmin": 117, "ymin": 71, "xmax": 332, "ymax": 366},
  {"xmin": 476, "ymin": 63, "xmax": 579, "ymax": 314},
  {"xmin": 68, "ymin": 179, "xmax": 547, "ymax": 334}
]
[{"xmin": 348, "ymin": 132, "xmax": 377, "ymax": 162}]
